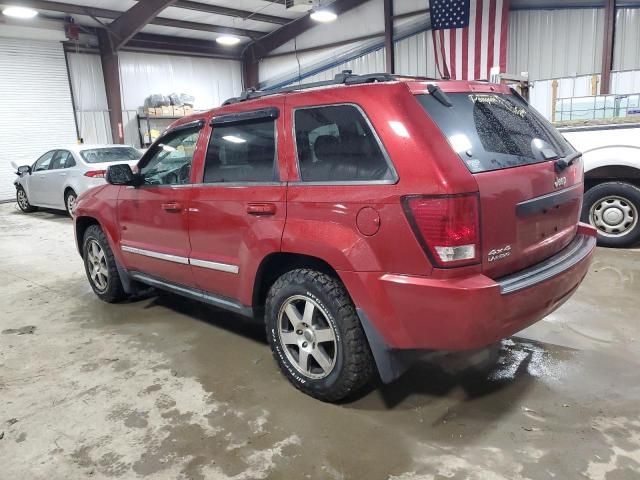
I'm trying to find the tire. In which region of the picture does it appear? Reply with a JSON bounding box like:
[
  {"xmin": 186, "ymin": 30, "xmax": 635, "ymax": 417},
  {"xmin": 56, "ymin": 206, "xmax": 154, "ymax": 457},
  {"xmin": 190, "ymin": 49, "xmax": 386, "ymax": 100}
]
[
  {"xmin": 265, "ymin": 269, "xmax": 375, "ymax": 402},
  {"xmin": 82, "ymin": 225, "xmax": 128, "ymax": 303},
  {"xmin": 16, "ymin": 186, "xmax": 37, "ymax": 213},
  {"xmin": 582, "ymin": 182, "xmax": 640, "ymax": 248},
  {"xmin": 65, "ymin": 189, "xmax": 77, "ymax": 217}
]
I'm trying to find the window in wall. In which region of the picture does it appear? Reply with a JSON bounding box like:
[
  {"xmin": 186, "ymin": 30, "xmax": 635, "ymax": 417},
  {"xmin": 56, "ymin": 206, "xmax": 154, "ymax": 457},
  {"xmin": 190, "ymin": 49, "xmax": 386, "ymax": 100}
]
[
  {"xmin": 294, "ymin": 105, "xmax": 394, "ymax": 182},
  {"xmin": 141, "ymin": 126, "xmax": 201, "ymax": 186},
  {"xmin": 203, "ymin": 118, "xmax": 277, "ymax": 183}
]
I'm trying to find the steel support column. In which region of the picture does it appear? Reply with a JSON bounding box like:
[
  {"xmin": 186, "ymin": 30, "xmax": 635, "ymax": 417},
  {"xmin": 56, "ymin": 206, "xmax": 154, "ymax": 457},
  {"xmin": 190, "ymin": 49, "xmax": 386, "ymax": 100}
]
[
  {"xmin": 383, "ymin": 0, "xmax": 394, "ymax": 74},
  {"xmin": 600, "ymin": 0, "xmax": 616, "ymax": 94},
  {"xmin": 97, "ymin": 30, "xmax": 124, "ymax": 144}
]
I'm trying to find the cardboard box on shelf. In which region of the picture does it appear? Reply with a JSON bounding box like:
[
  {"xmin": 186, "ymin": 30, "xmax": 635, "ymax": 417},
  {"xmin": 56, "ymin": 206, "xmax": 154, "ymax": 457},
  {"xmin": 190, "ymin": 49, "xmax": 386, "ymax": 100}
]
[
  {"xmin": 144, "ymin": 107, "xmax": 161, "ymax": 117},
  {"xmin": 160, "ymin": 105, "xmax": 173, "ymax": 116},
  {"xmin": 183, "ymin": 105, "xmax": 193, "ymax": 115},
  {"xmin": 172, "ymin": 106, "xmax": 185, "ymax": 116}
]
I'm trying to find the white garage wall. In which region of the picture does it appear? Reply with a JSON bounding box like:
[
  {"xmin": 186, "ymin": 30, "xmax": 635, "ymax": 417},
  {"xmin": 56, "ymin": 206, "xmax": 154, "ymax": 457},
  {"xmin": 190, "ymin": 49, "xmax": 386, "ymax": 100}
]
[
  {"xmin": 614, "ymin": 8, "xmax": 640, "ymax": 71},
  {"xmin": 118, "ymin": 52, "xmax": 242, "ymax": 111},
  {"xmin": 394, "ymin": 30, "xmax": 439, "ymax": 79},
  {"xmin": 507, "ymin": 8, "xmax": 604, "ymax": 81},
  {"xmin": 0, "ymin": 38, "xmax": 78, "ymax": 201},
  {"xmin": 67, "ymin": 51, "xmax": 243, "ymax": 146}
]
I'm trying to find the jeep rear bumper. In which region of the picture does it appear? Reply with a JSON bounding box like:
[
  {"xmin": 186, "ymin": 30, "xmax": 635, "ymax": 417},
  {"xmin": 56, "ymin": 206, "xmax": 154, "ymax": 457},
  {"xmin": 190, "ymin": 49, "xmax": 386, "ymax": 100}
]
[{"xmin": 341, "ymin": 224, "xmax": 596, "ymax": 381}]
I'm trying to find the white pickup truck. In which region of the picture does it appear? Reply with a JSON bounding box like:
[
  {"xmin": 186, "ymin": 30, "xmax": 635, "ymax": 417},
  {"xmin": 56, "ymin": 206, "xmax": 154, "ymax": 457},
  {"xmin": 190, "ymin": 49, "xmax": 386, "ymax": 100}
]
[{"xmin": 557, "ymin": 120, "xmax": 640, "ymax": 247}]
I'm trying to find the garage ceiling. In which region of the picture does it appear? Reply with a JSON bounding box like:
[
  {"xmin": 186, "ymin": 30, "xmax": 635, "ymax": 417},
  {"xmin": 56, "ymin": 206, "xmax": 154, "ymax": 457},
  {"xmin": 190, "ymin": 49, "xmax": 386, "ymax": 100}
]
[{"xmin": 0, "ymin": 0, "xmax": 305, "ymax": 44}]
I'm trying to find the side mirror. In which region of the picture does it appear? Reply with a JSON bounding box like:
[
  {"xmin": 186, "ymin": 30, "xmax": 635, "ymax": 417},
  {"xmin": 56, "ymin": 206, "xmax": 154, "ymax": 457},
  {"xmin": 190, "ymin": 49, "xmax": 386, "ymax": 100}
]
[
  {"xmin": 106, "ymin": 164, "xmax": 138, "ymax": 186},
  {"xmin": 17, "ymin": 165, "xmax": 31, "ymax": 175}
]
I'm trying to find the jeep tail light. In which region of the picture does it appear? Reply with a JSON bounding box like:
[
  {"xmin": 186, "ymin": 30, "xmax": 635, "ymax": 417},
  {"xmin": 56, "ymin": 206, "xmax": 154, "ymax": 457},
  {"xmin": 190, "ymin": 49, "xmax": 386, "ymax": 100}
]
[
  {"xmin": 402, "ymin": 193, "xmax": 480, "ymax": 268},
  {"xmin": 84, "ymin": 170, "xmax": 106, "ymax": 178}
]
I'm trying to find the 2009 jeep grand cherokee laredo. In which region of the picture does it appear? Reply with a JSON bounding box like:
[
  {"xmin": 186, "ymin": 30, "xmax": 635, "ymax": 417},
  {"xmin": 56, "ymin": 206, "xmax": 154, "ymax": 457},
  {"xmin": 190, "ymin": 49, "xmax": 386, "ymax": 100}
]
[{"xmin": 74, "ymin": 73, "xmax": 596, "ymax": 402}]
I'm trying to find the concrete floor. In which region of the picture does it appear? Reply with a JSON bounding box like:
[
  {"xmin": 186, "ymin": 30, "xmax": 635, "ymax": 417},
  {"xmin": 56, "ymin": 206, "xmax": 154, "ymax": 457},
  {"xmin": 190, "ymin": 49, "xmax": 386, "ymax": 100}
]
[{"xmin": 1, "ymin": 202, "xmax": 639, "ymax": 480}]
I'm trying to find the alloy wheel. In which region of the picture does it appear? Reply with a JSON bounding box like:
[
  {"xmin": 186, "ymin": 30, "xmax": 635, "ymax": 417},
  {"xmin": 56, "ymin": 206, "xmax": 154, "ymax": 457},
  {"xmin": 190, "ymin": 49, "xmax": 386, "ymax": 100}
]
[
  {"xmin": 277, "ymin": 295, "xmax": 337, "ymax": 380},
  {"xmin": 87, "ymin": 240, "xmax": 108, "ymax": 292},
  {"xmin": 67, "ymin": 193, "xmax": 77, "ymax": 216},
  {"xmin": 17, "ymin": 189, "xmax": 28, "ymax": 210},
  {"xmin": 590, "ymin": 195, "xmax": 638, "ymax": 237}
]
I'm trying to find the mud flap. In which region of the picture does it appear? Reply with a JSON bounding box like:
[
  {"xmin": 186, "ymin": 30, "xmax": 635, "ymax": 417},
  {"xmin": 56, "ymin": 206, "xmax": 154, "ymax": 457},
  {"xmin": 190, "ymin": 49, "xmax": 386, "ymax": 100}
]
[{"xmin": 356, "ymin": 308, "xmax": 417, "ymax": 384}]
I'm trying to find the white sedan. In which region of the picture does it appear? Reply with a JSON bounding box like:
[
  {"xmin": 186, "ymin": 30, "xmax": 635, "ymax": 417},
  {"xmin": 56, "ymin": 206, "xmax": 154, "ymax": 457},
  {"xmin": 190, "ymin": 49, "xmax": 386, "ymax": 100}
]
[{"xmin": 13, "ymin": 144, "xmax": 141, "ymax": 216}]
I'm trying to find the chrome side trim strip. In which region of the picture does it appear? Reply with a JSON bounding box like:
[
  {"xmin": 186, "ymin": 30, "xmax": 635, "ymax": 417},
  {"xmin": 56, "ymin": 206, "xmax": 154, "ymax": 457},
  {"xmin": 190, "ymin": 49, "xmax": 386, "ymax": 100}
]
[
  {"xmin": 189, "ymin": 258, "xmax": 239, "ymax": 274},
  {"xmin": 121, "ymin": 245, "xmax": 239, "ymax": 274},
  {"xmin": 121, "ymin": 245, "xmax": 189, "ymax": 265}
]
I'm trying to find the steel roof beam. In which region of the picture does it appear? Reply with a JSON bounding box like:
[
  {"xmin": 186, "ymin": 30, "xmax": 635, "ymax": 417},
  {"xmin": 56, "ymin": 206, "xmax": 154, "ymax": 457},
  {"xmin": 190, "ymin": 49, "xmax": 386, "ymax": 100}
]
[
  {"xmin": 9, "ymin": 0, "xmax": 265, "ymax": 39},
  {"xmin": 109, "ymin": 0, "xmax": 178, "ymax": 50}
]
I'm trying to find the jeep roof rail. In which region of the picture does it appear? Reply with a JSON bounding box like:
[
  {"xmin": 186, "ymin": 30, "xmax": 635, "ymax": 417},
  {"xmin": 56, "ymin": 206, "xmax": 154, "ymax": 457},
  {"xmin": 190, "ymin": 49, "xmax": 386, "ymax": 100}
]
[{"xmin": 223, "ymin": 71, "xmax": 416, "ymax": 105}]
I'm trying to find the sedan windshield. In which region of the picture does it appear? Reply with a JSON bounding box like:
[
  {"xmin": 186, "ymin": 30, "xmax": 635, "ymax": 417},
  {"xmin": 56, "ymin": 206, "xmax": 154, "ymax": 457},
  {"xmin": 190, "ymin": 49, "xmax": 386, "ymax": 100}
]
[{"xmin": 80, "ymin": 147, "xmax": 141, "ymax": 164}]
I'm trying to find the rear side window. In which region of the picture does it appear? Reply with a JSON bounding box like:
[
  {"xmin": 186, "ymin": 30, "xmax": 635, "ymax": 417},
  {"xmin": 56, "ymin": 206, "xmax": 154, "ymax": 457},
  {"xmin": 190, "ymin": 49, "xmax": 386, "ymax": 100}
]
[
  {"xmin": 417, "ymin": 93, "xmax": 575, "ymax": 173},
  {"xmin": 80, "ymin": 147, "xmax": 140, "ymax": 163},
  {"xmin": 294, "ymin": 105, "xmax": 394, "ymax": 182},
  {"xmin": 204, "ymin": 119, "xmax": 277, "ymax": 183}
]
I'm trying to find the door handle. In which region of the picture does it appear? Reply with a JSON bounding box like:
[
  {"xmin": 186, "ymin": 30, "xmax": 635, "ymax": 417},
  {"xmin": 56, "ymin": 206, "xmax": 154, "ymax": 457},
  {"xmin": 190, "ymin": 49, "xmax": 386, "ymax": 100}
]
[
  {"xmin": 161, "ymin": 202, "xmax": 182, "ymax": 212},
  {"xmin": 246, "ymin": 203, "xmax": 276, "ymax": 216}
]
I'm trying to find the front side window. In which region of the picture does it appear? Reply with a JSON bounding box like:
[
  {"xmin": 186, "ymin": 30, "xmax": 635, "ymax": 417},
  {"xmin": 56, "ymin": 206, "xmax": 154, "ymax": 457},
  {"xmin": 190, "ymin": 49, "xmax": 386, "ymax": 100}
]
[
  {"xmin": 34, "ymin": 151, "xmax": 54, "ymax": 172},
  {"xmin": 141, "ymin": 126, "xmax": 201, "ymax": 186},
  {"xmin": 294, "ymin": 105, "xmax": 393, "ymax": 182},
  {"xmin": 203, "ymin": 118, "xmax": 277, "ymax": 183}
]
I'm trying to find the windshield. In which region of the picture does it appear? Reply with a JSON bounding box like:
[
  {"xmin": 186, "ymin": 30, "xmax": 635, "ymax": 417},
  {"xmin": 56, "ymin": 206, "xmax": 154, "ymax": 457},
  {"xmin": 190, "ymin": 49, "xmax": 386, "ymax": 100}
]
[
  {"xmin": 417, "ymin": 92, "xmax": 575, "ymax": 173},
  {"xmin": 80, "ymin": 147, "xmax": 141, "ymax": 164}
]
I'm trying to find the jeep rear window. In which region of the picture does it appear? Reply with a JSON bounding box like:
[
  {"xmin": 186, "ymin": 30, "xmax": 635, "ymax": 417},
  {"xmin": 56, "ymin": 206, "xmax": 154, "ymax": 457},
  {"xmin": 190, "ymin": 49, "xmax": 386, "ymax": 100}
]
[{"xmin": 416, "ymin": 93, "xmax": 575, "ymax": 173}]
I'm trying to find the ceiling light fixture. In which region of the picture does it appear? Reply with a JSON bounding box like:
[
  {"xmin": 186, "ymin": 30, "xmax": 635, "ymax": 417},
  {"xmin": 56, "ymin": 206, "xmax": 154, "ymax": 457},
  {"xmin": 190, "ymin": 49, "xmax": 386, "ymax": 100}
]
[
  {"xmin": 310, "ymin": 9, "xmax": 337, "ymax": 23},
  {"xmin": 216, "ymin": 35, "xmax": 240, "ymax": 46},
  {"xmin": 2, "ymin": 6, "xmax": 38, "ymax": 19}
]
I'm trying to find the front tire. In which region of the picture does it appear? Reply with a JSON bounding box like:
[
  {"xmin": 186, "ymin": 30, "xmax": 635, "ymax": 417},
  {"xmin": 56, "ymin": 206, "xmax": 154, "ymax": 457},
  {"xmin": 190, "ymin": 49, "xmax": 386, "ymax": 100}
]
[
  {"xmin": 582, "ymin": 182, "xmax": 640, "ymax": 248},
  {"xmin": 16, "ymin": 186, "xmax": 37, "ymax": 213},
  {"xmin": 83, "ymin": 225, "xmax": 128, "ymax": 303},
  {"xmin": 65, "ymin": 189, "xmax": 77, "ymax": 217},
  {"xmin": 265, "ymin": 269, "xmax": 375, "ymax": 402}
]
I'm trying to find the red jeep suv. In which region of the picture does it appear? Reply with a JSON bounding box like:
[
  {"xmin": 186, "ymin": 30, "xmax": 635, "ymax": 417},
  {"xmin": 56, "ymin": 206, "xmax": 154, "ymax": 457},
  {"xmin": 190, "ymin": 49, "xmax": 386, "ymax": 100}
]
[{"xmin": 74, "ymin": 73, "xmax": 596, "ymax": 401}]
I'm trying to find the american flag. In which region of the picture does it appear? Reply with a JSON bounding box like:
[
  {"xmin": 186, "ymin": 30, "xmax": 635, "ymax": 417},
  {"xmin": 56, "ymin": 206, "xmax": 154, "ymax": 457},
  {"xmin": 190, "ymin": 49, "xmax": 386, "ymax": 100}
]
[{"xmin": 429, "ymin": 0, "xmax": 510, "ymax": 80}]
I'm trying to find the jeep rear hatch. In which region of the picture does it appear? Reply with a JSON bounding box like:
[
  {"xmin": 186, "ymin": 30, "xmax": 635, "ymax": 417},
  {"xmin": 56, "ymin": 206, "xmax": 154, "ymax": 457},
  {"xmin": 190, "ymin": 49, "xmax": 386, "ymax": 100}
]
[{"xmin": 415, "ymin": 87, "xmax": 583, "ymax": 278}]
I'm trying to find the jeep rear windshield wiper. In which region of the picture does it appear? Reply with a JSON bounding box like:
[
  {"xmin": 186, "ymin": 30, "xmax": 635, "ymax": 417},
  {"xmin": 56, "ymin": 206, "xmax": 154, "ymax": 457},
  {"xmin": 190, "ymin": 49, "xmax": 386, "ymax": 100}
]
[{"xmin": 554, "ymin": 151, "xmax": 582, "ymax": 172}]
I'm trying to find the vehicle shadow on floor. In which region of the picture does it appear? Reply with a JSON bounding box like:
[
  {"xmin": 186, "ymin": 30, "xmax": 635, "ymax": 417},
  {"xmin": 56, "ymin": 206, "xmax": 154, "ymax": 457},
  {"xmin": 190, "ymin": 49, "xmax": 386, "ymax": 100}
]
[
  {"xmin": 141, "ymin": 291, "xmax": 574, "ymax": 412},
  {"xmin": 352, "ymin": 337, "xmax": 576, "ymax": 411},
  {"xmin": 145, "ymin": 291, "xmax": 268, "ymax": 346},
  {"xmin": 8, "ymin": 204, "xmax": 70, "ymax": 223}
]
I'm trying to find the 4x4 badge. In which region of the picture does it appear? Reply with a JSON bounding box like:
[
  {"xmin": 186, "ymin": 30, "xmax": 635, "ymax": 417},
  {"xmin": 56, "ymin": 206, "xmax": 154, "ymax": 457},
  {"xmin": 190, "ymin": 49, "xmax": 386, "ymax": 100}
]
[
  {"xmin": 488, "ymin": 245, "xmax": 512, "ymax": 262},
  {"xmin": 554, "ymin": 176, "xmax": 567, "ymax": 189}
]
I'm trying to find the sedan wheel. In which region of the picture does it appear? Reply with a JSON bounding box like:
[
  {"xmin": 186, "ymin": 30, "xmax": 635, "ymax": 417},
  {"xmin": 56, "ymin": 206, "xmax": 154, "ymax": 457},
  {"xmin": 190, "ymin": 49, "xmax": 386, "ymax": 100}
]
[
  {"xmin": 590, "ymin": 195, "xmax": 638, "ymax": 238},
  {"xmin": 65, "ymin": 191, "xmax": 77, "ymax": 217},
  {"xmin": 86, "ymin": 239, "xmax": 109, "ymax": 292},
  {"xmin": 16, "ymin": 187, "xmax": 36, "ymax": 213}
]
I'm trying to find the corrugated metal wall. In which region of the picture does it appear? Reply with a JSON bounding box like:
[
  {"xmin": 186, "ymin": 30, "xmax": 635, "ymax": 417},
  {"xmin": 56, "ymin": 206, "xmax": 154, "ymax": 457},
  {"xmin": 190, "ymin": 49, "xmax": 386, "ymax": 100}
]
[
  {"xmin": 614, "ymin": 8, "xmax": 640, "ymax": 71},
  {"xmin": 67, "ymin": 52, "xmax": 242, "ymax": 147},
  {"xmin": 507, "ymin": 8, "xmax": 604, "ymax": 80},
  {"xmin": 394, "ymin": 30, "xmax": 439, "ymax": 78},
  {"xmin": 293, "ymin": 48, "xmax": 386, "ymax": 84},
  {"xmin": 0, "ymin": 38, "xmax": 78, "ymax": 201}
]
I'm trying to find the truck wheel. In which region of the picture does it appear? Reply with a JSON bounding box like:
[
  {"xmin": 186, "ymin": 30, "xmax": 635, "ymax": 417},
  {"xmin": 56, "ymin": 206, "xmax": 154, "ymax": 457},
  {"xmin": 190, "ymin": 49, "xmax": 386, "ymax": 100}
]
[
  {"xmin": 582, "ymin": 182, "xmax": 640, "ymax": 248},
  {"xmin": 82, "ymin": 225, "xmax": 128, "ymax": 303},
  {"xmin": 265, "ymin": 269, "xmax": 375, "ymax": 402},
  {"xmin": 16, "ymin": 186, "xmax": 37, "ymax": 212}
]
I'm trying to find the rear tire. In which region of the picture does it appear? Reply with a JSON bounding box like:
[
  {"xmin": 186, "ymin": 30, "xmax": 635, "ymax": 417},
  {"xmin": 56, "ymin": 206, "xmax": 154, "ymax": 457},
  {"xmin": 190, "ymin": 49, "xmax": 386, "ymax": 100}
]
[
  {"xmin": 16, "ymin": 186, "xmax": 37, "ymax": 213},
  {"xmin": 582, "ymin": 182, "xmax": 640, "ymax": 248},
  {"xmin": 265, "ymin": 269, "xmax": 375, "ymax": 402},
  {"xmin": 83, "ymin": 225, "xmax": 128, "ymax": 303},
  {"xmin": 65, "ymin": 189, "xmax": 77, "ymax": 217}
]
